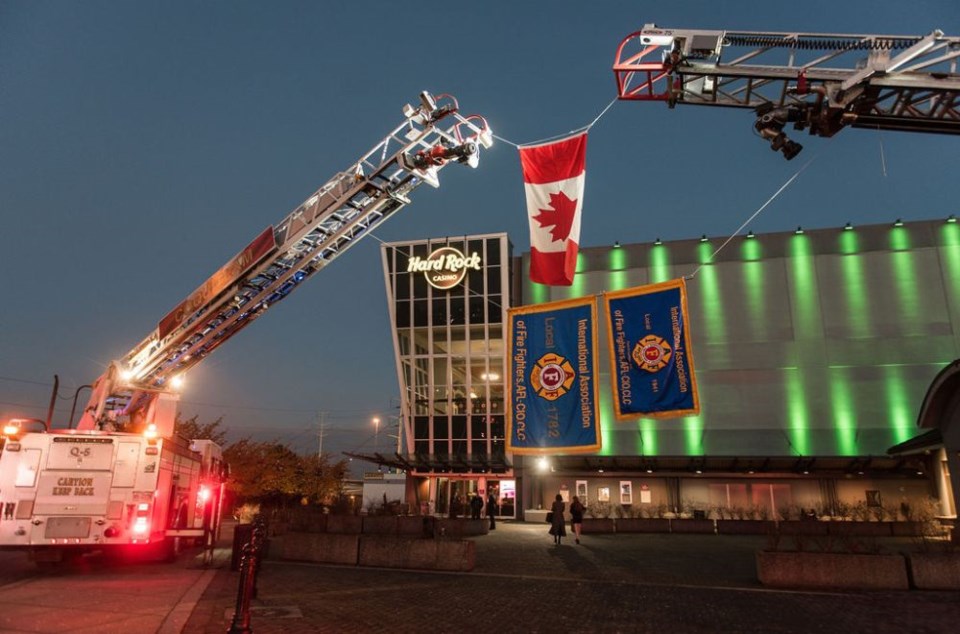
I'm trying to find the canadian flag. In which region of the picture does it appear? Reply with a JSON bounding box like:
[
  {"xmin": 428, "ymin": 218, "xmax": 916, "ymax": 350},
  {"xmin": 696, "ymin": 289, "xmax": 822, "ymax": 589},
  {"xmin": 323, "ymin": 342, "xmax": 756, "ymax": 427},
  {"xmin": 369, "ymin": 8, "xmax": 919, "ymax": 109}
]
[{"xmin": 519, "ymin": 131, "xmax": 587, "ymax": 286}]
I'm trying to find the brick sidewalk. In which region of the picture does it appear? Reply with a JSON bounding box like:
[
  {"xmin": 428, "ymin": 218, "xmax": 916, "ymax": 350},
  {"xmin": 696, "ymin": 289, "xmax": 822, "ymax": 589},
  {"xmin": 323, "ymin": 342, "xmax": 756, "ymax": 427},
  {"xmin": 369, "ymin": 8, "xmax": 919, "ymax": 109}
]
[{"xmin": 182, "ymin": 522, "xmax": 960, "ymax": 633}]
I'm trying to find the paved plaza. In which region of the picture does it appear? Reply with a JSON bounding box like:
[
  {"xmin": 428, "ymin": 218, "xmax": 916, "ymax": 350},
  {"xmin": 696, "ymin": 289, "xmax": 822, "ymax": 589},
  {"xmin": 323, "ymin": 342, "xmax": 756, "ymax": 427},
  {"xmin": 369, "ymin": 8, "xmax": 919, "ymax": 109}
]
[{"xmin": 181, "ymin": 522, "xmax": 959, "ymax": 633}]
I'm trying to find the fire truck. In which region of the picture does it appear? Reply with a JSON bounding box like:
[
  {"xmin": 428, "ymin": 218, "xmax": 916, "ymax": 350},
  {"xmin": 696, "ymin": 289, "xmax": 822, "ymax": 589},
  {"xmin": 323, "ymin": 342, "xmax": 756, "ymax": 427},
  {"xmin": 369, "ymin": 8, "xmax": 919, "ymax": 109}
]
[{"xmin": 0, "ymin": 91, "xmax": 491, "ymax": 563}]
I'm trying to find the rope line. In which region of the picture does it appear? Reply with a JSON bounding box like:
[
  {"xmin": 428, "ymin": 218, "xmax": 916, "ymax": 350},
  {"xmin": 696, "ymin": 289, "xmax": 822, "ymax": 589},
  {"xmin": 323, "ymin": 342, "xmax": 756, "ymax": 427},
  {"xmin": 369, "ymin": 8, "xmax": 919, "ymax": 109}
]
[
  {"xmin": 686, "ymin": 155, "xmax": 817, "ymax": 280},
  {"xmin": 494, "ymin": 95, "xmax": 620, "ymax": 149}
]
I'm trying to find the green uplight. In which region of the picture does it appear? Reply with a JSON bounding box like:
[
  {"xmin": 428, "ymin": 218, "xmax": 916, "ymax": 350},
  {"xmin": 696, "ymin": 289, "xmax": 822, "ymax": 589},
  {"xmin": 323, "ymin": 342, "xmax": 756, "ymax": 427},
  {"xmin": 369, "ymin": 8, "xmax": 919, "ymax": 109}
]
[
  {"xmin": 742, "ymin": 236, "xmax": 762, "ymax": 261},
  {"xmin": 839, "ymin": 227, "xmax": 859, "ymax": 255},
  {"xmin": 608, "ymin": 271, "xmax": 630, "ymax": 291},
  {"xmin": 609, "ymin": 247, "xmax": 627, "ymax": 271},
  {"xmin": 575, "ymin": 251, "xmax": 586, "ymax": 273},
  {"xmin": 829, "ymin": 371, "xmax": 858, "ymax": 455},
  {"xmin": 943, "ymin": 222, "xmax": 960, "ymax": 247},
  {"xmin": 697, "ymin": 242, "xmax": 726, "ymax": 343},
  {"xmin": 598, "ymin": 385, "xmax": 615, "ymax": 456},
  {"xmin": 641, "ymin": 419, "xmax": 658, "ymax": 455},
  {"xmin": 839, "ymin": 241, "xmax": 872, "ymax": 338},
  {"xmin": 785, "ymin": 368, "xmax": 811, "ymax": 455},
  {"xmin": 650, "ymin": 243, "xmax": 670, "ymax": 284},
  {"xmin": 683, "ymin": 415, "xmax": 704, "ymax": 456},
  {"xmin": 889, "ymin": 225, "xmax": 911, "ymax": 251},
  {"xmin": 567, "ymin": 253, "xmax": 587, "ymax": 299},
  {"xmin": 741, "ymin": 239, "xmax": 767, "ymax": 340},
  {"xmin": 884, "ymin": 366, "xmax": 913, "ymax": 444},
  {"xmin": 789, "ymin": 234, "xmax": 819, "ymax": 339},
  {"xmin": 530, "ymin": 280, "xmax": 550, "ymax": 305},
  {"xmin": 891, "ymin": 255, "xmax": 920, "ymax": 328},
  {"xmin": 607, "ymin": 245, "xmax": 630, "ymax": 290},
  {"xmin": 941, "ymin": 223, "xmax": 960, "ymax": 300}
]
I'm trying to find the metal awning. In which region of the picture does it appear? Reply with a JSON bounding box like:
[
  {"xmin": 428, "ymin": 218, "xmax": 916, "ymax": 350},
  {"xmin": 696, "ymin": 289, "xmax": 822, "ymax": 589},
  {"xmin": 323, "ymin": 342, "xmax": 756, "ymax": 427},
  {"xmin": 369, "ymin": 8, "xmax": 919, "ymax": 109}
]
[
  {"xmin": 887, "ymin": 428, "xmax": 943, "ymax": 456},
  {"xmin": 343, "ymin": 451, "xmax": 513, "ymax": 475}
]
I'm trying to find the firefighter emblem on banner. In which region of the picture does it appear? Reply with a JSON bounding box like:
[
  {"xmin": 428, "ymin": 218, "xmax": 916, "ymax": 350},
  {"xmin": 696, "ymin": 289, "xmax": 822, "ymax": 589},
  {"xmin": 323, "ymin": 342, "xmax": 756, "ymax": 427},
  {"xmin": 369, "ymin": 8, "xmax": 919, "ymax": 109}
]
[
  {"xmin": 531, "ymin": 353, "xmax": 576, "ymax": 400},
  {"xmin": 507, "ymin": 296, "xmax": 601, "ymax": 454},
  {"xmin": 604, "ymin": 279, "xmax": 700, "ymax": 420}
]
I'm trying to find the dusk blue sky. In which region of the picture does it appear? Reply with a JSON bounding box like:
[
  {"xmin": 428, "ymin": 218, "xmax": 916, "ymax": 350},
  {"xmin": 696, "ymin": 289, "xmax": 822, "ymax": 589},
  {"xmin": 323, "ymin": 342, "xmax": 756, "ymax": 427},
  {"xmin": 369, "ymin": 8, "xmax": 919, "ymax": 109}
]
[{"xmin": 2, "ymin": 1, "xmax": 957, "ymax": 465}]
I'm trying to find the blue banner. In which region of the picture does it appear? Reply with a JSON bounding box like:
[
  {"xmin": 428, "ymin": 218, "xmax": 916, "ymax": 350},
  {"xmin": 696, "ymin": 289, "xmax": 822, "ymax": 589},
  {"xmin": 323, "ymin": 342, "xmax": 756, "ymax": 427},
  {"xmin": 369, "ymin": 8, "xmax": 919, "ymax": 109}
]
[
  {"xmin": 604, "ymin": 279, "xmax": 700, "ymax": 420},
  {"xmin": 507, "ymin": 297, "xmax": 601, "ymax": 454}
]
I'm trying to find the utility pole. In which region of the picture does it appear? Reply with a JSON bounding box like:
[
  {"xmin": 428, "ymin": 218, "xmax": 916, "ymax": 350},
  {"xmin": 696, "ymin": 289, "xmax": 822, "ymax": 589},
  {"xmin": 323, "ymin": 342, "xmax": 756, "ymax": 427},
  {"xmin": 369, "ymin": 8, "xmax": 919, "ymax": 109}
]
[{"xmin": 317, "ymin": 411, "xmax": 326, "ymax": 459}]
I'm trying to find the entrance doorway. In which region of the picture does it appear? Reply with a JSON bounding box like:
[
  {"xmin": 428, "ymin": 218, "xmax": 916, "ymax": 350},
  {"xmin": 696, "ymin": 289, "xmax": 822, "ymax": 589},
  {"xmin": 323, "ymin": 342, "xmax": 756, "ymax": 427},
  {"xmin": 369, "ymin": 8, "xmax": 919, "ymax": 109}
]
[{"xmin": 487, "ymin": 479, "xmax": 516, "ymax": 519}]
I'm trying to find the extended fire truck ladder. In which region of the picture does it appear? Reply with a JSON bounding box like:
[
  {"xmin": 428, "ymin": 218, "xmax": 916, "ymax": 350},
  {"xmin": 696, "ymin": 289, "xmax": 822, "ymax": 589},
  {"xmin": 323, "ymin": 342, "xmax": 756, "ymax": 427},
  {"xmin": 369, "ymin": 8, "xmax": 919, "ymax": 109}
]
[
  {"xmin": 76, "ymin": 91, "xmax": 491, "ymax": 434},
  {"xmin": 614, "ymin": 24, "xmax": 960, "ymax": 159}
]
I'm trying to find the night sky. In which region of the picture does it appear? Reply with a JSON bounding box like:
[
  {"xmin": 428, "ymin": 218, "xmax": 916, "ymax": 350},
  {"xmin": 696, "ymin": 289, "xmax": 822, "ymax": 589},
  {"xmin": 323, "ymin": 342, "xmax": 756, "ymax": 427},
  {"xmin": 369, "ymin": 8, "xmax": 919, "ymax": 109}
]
[{"xmin": 1, "ymin": 0, "xmax": 957, "ymax": 467}]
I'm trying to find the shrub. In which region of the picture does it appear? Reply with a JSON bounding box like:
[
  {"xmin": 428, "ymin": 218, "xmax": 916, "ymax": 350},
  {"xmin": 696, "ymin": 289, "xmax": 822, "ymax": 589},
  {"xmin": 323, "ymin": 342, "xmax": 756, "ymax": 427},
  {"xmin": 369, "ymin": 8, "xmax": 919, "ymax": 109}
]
[{"xmin": 587, "ymin": 501, "xmax": 613, "ymax": 519}]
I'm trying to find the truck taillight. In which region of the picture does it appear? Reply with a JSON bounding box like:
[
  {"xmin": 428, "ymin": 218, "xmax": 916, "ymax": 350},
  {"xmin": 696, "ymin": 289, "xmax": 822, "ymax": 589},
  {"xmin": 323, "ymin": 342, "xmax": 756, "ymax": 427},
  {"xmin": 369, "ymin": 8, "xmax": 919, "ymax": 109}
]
[
  {"xmin": 132, "ymin": 503, "xmax": 151, "ymax": 537},
  {"xmin": 198, "ymin": 486, "xmax": 211, "ymax": 503}
]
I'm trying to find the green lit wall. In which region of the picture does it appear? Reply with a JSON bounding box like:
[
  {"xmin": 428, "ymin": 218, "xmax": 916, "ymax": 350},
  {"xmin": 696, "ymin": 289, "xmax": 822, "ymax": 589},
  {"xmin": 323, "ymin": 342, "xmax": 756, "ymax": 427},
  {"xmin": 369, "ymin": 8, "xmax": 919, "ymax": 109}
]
[{"xmin": 519, "ymin": 220, "xmax": 960, "ymax": 458}]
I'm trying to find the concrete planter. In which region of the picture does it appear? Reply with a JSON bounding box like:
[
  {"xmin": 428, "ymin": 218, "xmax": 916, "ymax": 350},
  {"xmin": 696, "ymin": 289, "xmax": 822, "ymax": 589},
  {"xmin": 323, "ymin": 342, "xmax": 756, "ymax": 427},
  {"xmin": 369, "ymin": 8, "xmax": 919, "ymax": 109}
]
[
  {"xmin": 890, "ymin": 521, "xmax": 924, "ymax": 537},
  {"xmin": 326, "ymin": 515, "xmax": 363, "ymax": 534},
  {"xmin": 435, "ymin": 518, "xmax": 489, "ymax": 537},
  {"xmin": 273, "ymin": 533, "xmax": 360, "ymax": 565},
  {"xmin": 397, "ymin": 516, "xmax": 432, "ymax": 537},
  {"xmin": 827, "ymin": 521, "xmax": 893, "ymax": 537},
  {"xmin": 670, "ymin": 519, "xmax": 716, "ymax": 534},
  {"xmin": 581, "ymin": 518, "xmax": 615, "ymax": 534},
  {"xmin": 615, "ymin": 518, "xmax": 670, "ymax": 533},
  {"xmin": 756, "ymin": 551, "xmax": 909, "ymax": 590},
  {"xmin": 907, "ymin": 552, "xmax": 960, "ymax": 590},
  {"xmin": 358, "ymin": 536, "xmax": 475, "ymax": 572},
  {"xmin": 777, "ymin": 520, "xmax": 828, "ymax": 536},
  {"xmin": 716, "ymin": 519, "xmax": 776, "ymax": 535},
  {"xmin": 362, "ymin": 516, "xmax": 398, "ymax": 535}
]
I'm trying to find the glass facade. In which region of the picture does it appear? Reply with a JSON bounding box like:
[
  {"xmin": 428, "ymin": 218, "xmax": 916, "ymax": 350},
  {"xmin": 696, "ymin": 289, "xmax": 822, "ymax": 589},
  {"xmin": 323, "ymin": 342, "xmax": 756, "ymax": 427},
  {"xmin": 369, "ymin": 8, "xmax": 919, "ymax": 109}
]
[{"xmin": 381, "ymin": 234, "xmax": 513, "ymax": 476}]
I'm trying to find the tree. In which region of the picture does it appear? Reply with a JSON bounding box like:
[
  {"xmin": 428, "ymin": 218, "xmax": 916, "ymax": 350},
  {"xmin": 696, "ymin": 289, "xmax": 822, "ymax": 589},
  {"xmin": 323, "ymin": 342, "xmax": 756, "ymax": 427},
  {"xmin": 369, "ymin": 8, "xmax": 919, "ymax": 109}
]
[
  {"xmin": 174, "ymin": 413, "xmax": 227, "ymax": 445},
  {"xmin": 177, "ymin": 415, "xmax": 350, "ymax": 509},
  {"xmin": 300, "ymin": 453, "xmax": 350, "ymax": 506}
]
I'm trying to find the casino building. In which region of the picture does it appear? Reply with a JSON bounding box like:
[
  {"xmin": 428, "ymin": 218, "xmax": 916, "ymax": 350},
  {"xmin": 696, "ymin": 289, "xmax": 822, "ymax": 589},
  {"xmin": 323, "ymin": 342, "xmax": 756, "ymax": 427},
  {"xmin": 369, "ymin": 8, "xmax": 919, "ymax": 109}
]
[{"xmin": 367, "ymin": 219, "xmax": 959, "ymax": 522}]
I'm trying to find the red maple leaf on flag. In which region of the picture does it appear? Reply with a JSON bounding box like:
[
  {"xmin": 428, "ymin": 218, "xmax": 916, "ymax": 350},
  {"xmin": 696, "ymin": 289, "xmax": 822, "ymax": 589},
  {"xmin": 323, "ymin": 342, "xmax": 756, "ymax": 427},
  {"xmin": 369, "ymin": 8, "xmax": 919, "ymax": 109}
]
[{"xmin": 533, "ymin": 191, "xmax": 577, "ymax": 242}]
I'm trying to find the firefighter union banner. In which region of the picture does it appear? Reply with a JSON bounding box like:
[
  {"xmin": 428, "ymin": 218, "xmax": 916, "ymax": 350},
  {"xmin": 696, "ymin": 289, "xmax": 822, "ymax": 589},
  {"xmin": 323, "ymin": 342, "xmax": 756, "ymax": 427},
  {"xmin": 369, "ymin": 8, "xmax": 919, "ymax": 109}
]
[
  {"xmin": 507, "ymin": 297, "xmax": 601, "ymax": 454},
  {"xmin": 604, "ymin": 279, "xmax": 700, "ymax": 420}
]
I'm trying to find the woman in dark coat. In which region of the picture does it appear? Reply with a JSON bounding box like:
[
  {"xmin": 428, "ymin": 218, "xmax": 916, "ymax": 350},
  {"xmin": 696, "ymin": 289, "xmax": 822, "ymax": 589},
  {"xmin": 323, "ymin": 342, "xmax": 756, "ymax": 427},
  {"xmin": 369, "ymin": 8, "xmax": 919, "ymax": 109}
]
[
  {"xmin": 569, "ymin": 495, "xmax": 585, "ymax": 544},
  {"xmin": 548, "ymin": 494, "xmax": 566, "ymax": 545}
]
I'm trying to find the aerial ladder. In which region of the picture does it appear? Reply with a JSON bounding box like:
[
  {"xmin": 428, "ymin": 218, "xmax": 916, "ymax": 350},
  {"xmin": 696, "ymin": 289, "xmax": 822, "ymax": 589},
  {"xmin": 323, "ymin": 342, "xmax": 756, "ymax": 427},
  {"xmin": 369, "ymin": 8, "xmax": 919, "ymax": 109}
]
[
  {"xmin": 76, "ymin": 91, "xmax": 491, "ymax": 438},
  {"xmin": 613, "ymin": 24, "xmax": 960, "ymax": 159},
  {"xmin": 0, "ymin": 91, "xmax": 491, "ymax": 560}
]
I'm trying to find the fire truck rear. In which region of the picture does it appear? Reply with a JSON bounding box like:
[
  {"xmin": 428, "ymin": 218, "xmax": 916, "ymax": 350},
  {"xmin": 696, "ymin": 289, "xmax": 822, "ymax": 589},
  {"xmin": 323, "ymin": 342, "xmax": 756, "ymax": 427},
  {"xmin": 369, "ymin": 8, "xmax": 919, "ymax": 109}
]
[{"xmin": 0, "ymin": 421, "xmax": 225, "ymax": 563}]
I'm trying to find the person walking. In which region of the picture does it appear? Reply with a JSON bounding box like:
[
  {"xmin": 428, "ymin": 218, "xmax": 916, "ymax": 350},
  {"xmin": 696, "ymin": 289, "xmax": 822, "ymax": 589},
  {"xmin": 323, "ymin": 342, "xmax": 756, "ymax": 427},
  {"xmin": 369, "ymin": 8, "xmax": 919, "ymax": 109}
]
[
  {"xmin": 569, "ymin": 495, "xmax": 585, "ymax": 544},
  {"xmin": 548, "ymin": 494, "xmax": 566, "ymax": 545},
  {"xmin": 486, "ymin": 490, "xmax": 497, "ymax": 530}
]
